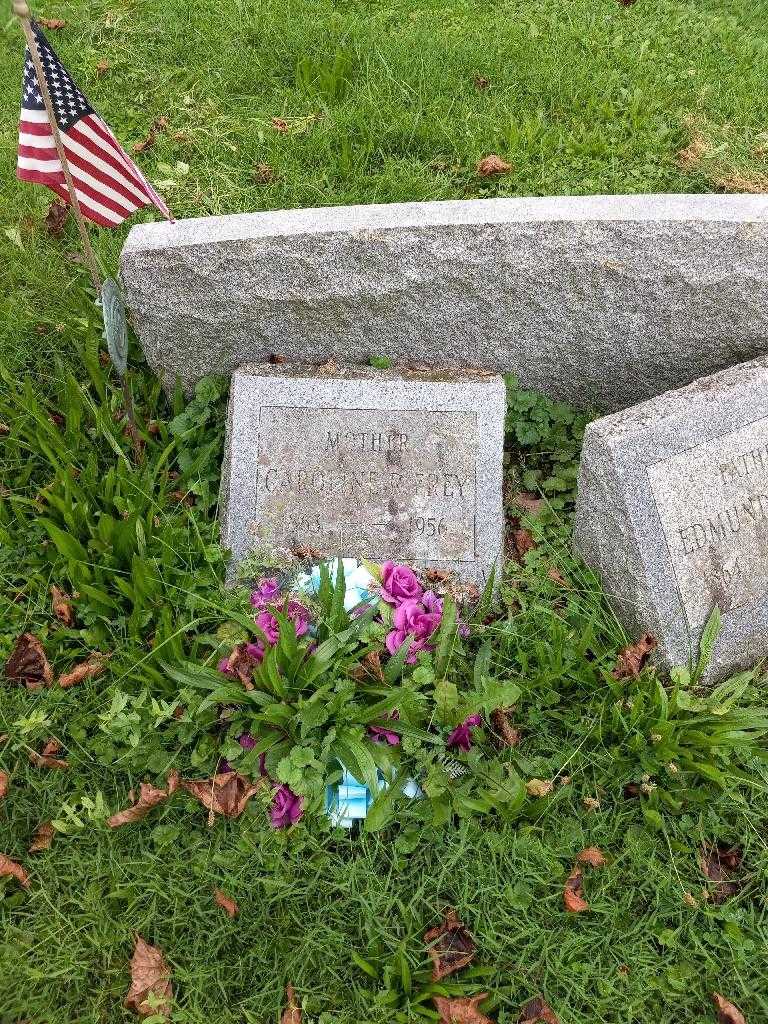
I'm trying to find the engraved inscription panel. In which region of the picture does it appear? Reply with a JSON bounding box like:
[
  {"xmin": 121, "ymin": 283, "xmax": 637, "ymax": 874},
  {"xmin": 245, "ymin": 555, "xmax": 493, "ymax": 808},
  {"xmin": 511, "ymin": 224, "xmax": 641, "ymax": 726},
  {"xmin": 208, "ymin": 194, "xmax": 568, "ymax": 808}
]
[
  {"xmin": 252, "ymin": 407, "xmax": 477, "ymax": 561},
  {"xmin": 647, "ymin": 416, "xmax": 768, "ymax": 629}
]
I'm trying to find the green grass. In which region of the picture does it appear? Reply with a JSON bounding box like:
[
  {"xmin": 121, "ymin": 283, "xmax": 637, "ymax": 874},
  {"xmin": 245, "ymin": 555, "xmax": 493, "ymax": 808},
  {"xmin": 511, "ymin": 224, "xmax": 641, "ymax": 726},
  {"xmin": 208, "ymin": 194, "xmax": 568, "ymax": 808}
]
[
  {"xmin": 3, "ymin": 0, "xmax": 768, "ymax": 376},
  {"xmin": 3, "ymin": 1, "xmax": 768, "ymax": 1020}
]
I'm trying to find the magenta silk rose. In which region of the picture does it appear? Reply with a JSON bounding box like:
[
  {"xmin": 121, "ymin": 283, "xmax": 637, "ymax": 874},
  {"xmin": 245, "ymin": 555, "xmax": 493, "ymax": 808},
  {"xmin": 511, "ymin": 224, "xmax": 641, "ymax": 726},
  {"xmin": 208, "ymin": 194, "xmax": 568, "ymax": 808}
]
[
  {"xmin": 368, "ymin": 709, "xmax": 401, "ymax": 746},
  {"xmin": 250, "ymin": 577, "xmax": 280, "ymax": 608},
  {"xmin": 446, "ymin": 714, "xmax": 483, "ymax": 752},
  {"xmin": 385, "ymin": 599, "xmax": 442, "ymax": 663},
  {"xmin": 270, "ymin": 784, "xmax": 304, "ymax": 828},
  {"xmin": 380, "ymin": 561, "xmax": 424, "ymax": 605}
]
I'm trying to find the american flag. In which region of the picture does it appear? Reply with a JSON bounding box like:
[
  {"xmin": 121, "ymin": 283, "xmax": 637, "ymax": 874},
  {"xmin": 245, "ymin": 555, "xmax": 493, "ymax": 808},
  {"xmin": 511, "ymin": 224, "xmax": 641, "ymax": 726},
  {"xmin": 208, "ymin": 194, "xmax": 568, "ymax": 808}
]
[{"xmin": 17, "ymin": 21, "xmax": 171, "ymax": 228}]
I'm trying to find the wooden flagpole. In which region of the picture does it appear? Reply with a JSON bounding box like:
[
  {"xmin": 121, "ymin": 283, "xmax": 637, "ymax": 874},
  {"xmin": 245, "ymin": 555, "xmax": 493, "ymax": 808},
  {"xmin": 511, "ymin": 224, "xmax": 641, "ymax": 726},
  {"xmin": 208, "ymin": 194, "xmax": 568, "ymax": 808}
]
[
  {"xmin": 13, "ymin": 0, "xmax": 102, "ymax": 294},
  {"xmin": 14, "ymin": 0, "xmax": 142, "ymax": 460}
]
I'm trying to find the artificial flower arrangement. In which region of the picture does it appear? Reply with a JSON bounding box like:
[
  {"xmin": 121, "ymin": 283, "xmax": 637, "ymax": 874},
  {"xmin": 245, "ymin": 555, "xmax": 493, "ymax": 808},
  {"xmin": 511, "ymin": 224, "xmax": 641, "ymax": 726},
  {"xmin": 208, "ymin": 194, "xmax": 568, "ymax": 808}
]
[{"xmin": 187, "ymin": 559, "xmax": 524, "ymax": 831}]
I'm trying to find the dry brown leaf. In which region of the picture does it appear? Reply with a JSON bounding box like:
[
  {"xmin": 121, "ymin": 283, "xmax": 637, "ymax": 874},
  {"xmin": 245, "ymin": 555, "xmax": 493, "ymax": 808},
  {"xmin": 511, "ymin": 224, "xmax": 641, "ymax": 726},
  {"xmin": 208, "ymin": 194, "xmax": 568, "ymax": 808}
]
[
  {"xmin": 433, "ymin": 994, "xmax": 494, "ymax": 1023},
  {"xmin": 223, "ymin": 643, "xmax": 255, "ymax": 691},
  {"xmin": 0, "ymin": 771, "xmax": 8, "ymax": 801},
  {"xmin": 5, "ymin": 633, "xmax": 53, "ymax": 689},
  {"xmin": 510, "ymin": 526, "xmax": 537, "ymax": 563},
  {"xmin": 29, "ymin": 738, "xmax": 68, "ymax": 770},
  {"xmin": 512, "ymin": 492, "xmax": 544, "ymax": 516},
  {"xmin": 519, "ymin": 996, "xmax": 559, "ymax": 1023},
  {"xmin": 44, "ymin": 201, "xmax": 69, "ymax": 238},
  {"xmin": 713, "ymin": 993, "xmax": 746, "ymax": 1024},
  {"xmin": 214, "ymin": 888, "xmax": 239, "ymax": 918},
  {"xmin": 51, "ymin": 585, "xmax": 75, "ymax": 626},
  {"xmin": 271, "ymin": 117, "xmax": 290, "ymax": 132},
  {"xmin": 29, "ymin": 821, "xmax": 55, "ymax": 853},
  {"xmin": 96, "ymin": 59, "xmax": 111, "ymax": 77},
  {"xmin": 473, "ymin": 75, "xmax": 490, "ymax": 90},
  {"xmin": 0, "ymin": 853, "xmax": 30, "ymax": 889},
  {"xmin": 58, "ymin": 651, "xmax": 109, "ymax": 688},
  {"xmin": 125, "ymin": 935, "xmax": 173, "ymax": 1017},
  {"xmin": 253, "ymin": 162, "xmax": 275, "ymax": 184},
  {"xmin": 547, "ymin": 566, "xmax": 571, "ymax": 589},
  {"xmin": 291, "ymin": 545, "xmax": 323, "ymax": 560},
  {"xmin": 576, "ymin": 846, "xmax": 607, "ymax": 868},
  {"xmin": 39, "ymin": 16, "xmax": 66, "ymax": 28},
  {"xmin": 351, "ymin": 650, "xmax": 385, "ymax": 684},
  {"xmin": 616, "ymin": 0, "xmax": 637, "ymax": 5},
  {"xmin": 281, "ymin": 983, "xmax": 301, "ymax": 1023},
  {"xmin": 525, "ymin": 778, "xmax": 553, "ymax": 798},
  {"xmin": 490, "ymin": 707, "xmax": 521, "ymax": 747},
  {"xmin": 563, "ymin": 868, "xmax": 589, "ymax": 912},
  {"xmin": 424, "ymin": 908, "xmax": 476, "ymax": 981},
  {"xmin": 477, "ymin": 154, "xmax": 512, "ymax": 176},
  {"xmin": 107, "ymin": 774, "xmax": 179, "ymax": 828},
  {"xmin": 132, "ymin": 117, "xmax": 169, "ymax": 154},
  {"xmin": 181, "ymin": 771, "xmax": 262, "ymax": 823},
  {"xmin": 612, "ymin": 634, "xmax": 657, "ymax": 679},
  {"xmin": 701, "ymin": 843, "xmax": 744, "ymax": 904}
]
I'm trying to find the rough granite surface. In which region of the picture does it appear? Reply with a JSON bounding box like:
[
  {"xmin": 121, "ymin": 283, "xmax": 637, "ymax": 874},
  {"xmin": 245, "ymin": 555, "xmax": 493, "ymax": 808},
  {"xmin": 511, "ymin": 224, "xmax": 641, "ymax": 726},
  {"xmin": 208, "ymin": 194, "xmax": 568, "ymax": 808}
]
[
  {"xmin": 120, "ymin": 194, "xmax": 768, "ymax": 411},
  {"xmin": 221, "ymin": 364, "xmax": 505, "ymax": 586},
  {"xmin": 574, "ymin": 356, "xmax": 768, "ymax": 680}
]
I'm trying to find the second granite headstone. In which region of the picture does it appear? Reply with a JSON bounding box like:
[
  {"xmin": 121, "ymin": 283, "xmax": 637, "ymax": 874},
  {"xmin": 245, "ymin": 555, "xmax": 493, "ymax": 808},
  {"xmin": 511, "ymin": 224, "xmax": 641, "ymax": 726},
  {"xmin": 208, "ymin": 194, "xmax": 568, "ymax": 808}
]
[
  {"xmin": 574, "ymin": 356, "xmax": 768, "ymax": 680},
  {"xmin": 220, "ymin": 364, "xmax": 505, "ymax": 587}
]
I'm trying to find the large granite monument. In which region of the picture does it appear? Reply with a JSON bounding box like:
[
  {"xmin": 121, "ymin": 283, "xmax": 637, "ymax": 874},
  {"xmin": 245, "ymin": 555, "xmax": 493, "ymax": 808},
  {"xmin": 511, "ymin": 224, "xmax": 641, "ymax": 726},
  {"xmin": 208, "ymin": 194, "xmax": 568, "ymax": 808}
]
[
  {"xmin": 574, "ymin": 357, "xmax": 768, "ymax": 679},
  {"xmin": 221, "ymin": 364, "xmax": 505, "ymax": 585},
  {"xmin": 120, "ymin": 193, "xmax": 768, "ymax": 411}
]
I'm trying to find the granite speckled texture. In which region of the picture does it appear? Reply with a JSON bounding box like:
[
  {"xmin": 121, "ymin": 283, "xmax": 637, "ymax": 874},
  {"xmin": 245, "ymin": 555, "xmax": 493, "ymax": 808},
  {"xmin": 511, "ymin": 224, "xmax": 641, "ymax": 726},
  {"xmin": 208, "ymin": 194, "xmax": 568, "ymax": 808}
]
[
  {"xmin": 221, "ymin": 364, "xmax": 505, "ymax": 585},
  {"xmin": 574, "ymin": 356, "xmax": 768, "ymax": 680},
  {"xmin": 120, "ymin": 194, "xmax": 768, "ymax": 410}
]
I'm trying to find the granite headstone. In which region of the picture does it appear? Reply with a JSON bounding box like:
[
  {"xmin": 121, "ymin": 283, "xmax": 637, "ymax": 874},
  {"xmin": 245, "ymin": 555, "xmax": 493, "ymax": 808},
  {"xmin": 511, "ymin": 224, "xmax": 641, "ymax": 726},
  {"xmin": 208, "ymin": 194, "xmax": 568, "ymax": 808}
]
[
  {"xmin": 220, "ymin": 364, "xmax": 505, "ymax": 586},
  {"xmin": 574, "ymin": 357, "xmax": 768, "ymax": 679},
  {"xmin": 120, "ymin": 193, "xmax": 768, "ymax": 410}
]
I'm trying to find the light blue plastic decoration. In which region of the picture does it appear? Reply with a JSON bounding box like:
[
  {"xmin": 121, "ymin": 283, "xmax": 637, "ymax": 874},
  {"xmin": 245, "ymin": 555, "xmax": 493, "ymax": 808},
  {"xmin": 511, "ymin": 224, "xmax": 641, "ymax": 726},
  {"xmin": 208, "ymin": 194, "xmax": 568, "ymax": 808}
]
[{"xmin": 325, "ymin": 769, "xmax": 423, "ymax": 828}]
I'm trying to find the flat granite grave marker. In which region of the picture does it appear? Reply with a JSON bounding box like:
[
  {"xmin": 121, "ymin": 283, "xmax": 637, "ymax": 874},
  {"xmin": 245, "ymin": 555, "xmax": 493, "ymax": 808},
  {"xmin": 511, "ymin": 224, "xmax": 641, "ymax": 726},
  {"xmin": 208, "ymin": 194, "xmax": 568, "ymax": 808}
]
[
  {"xmin": 221, "ymin": 364, "xmax": 505, "ymax": 586},
  {"xmin": 574, "ymin": 356, "xmax": 768, "ymax": 680}
]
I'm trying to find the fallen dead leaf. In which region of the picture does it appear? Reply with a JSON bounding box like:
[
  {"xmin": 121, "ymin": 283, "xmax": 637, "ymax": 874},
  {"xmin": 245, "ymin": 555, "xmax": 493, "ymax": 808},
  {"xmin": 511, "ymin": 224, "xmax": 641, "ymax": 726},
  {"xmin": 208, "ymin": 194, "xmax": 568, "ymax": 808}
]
[
  {"xmin": 425, "ymin": 908, "xmax": 476, "ymax": 980},
  {"xmin": 473, "ymin": 75, "xmax": 490, "ymax": 90},
  {"xmin": 125, "ymin": 935, "xmax": 173, "ymax": 1018},
  {"xmin": 107, "ymin": 773, "xmax": 179, "ymax": 828},
  {"xmin": 29, "ymin": 738, "xmax": 68, "ymax": 770},
  {"xmin": 39, "ymin": 16, "xmax": 66, "ymax": 28},
  {"xmin": 510, "ymin": 526, "xmax": 537, "ymax": 563},
  {"xmin": 712, "ymin": 993, "xmax": 746, "ymax": 1024},
  {"xmin": 253, "ymin": 162, "xmax": 275, "ymax": 184},
  {"xmin": 0, "ymin": 771, "xmax": 8, "ymax": 800},
  {"xmin": 44, "ymin": 201, "xmax": 69, "ymax": 238},
  {"xmin": 214, "ymin": 888, "xmax": 239, "ymax": 918},
  {"xmin": 281, "ymin": 983, "xmax": 301, "ymax": 1024},
  {"xmin": 170, "ymin": 488, "xmax": 195, "ymax": 507},
  {"xmin": 547, "ymin": 566, "xmax": 571, "ymax": 588},
  {"xmin": 95, "ymin": 59, "xmax": 111, "ymax": 76},
  {"xmin": 133, "ymin": 116, "xmax": 169, "ymax": 153},
  {"xmin": 5, "ymin": 633, "xmax": 53, "ymax": 690},
  {"xmin": 271, "ymin": 117, "xmax": 290, "ymax": 132},
  {"xmin": 616, "ymin": 0, "xmax": 638, "ymax": 5},
  {"xmin": 51, "ymin": 585, "xmax": 75, "ymax": 626},
  {"xmin": 701, "ymin": 843, "xmax": 744, "ymax": 904},
  {"xmin": 291, "ymin": 545, "xmax": 324, "ymax": 560},
  {"xmin": 519, "ymin": 996, "xmax": 559, "ymax": 1023},
  {"xmin": 222, "ymin": 643, "xmax": 256, "ymax": 691},
  {"xmin": 351, "ymin": 650, "xmax": 385, "ymax": 684},
  {"xmin": 612, "ymin": 634, "xmax": 657, "ymax": 679},
  {"xmin": 29, "ymin": 821, "xmax": 55, "ymax": 853},
  {"xmin": 477, "ymin": 154, "xmax": 513, "ymax": 177},
  {"xmin": 181, "ymin": 771, "xmax": 263, "ymax": 824},
  {"xmin": 433, "ymin": 994, "xmax": 494, "ymax": 1023},
  {"xmin": 563, "ymin": 868, "xmax": 589, "ymax": 912},
  {"xmin": 490, "ymin": 707, "xmax": 521, "ymax": 747},
  {"xmin": 512, "ymin": 491, "xmax": 544, "ymax": 516},
  {"xmin": 58, "ymin": 651, "xmax": 109, "ymax": 688},
  {"xmin": 525, "ymin": 778, "xmax": 553, "ymax": 798},
  {"xmin": 0, "ymin": 852, "xmax": 30, "ymax": 889},
  {"xmin": 576, "ymin": 846, "xmax": 607, "ymax": 868}
]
